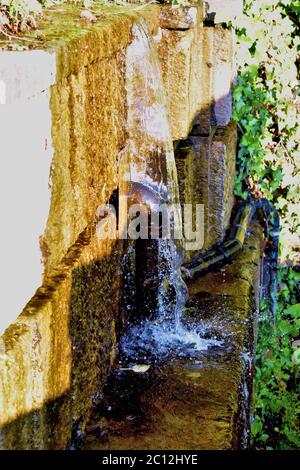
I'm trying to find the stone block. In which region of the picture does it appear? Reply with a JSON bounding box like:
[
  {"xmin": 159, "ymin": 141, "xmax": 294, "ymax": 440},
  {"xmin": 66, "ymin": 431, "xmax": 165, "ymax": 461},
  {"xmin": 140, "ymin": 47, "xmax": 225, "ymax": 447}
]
[
  {"xmin": 195, "ymin": 26, "xmax": 214, "ymax": 135},
  {"xmin": 209, "ymin": 121, "xmax": 237, "ymax": 245},
  {"xmin": 157, "ymin": 9, "xmax": 236, "ymax": 140},
  {"xmin": 193, "ymin": 24, "xmax": 236, "ymax": 134},
  {"xmin": 157, "ymin": 28, "xmax": 195, "ymax": 140},
  {"xmin": 175, "ymin": 140, "xmax": 203, "ymax": 262},
  {"xmin": 188, "ymin": 10, "xmax": 204, "ymax": 130},
  {"xmin": 157, "ymin": 4, "xmax": 205, "ymax": 140},
  {"xmin": 177, "ymin": 121, "xmax": 237, "ymax": 251},
  {"xmin": 188, "ymin": 134, "xmax": 212, "ymax": 249},
  {"xmin": 176, "ymin": 135, "xmax": 212, "ymax": 252},
  {"xmin": 211, "ymin": 25, "xmax": 236, "ymax": 127}
]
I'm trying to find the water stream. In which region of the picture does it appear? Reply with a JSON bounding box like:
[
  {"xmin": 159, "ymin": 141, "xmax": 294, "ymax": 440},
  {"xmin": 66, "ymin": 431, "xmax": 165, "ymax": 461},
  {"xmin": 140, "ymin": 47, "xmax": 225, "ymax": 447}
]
[{"xmin": 119, "ymin": 20, "xmax": 221, "ymax": 363}]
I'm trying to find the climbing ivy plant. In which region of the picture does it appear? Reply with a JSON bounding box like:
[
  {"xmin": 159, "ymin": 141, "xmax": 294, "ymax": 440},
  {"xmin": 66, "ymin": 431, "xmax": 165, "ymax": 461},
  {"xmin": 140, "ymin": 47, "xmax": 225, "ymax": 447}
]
[
  {"xmin": 253, "ymin": 270, "xmax": 300, "ymax": 449},
  {"xmin": 232, "ymin": 0, "xmax": 299, "ymax": 261},
  {"xmin": 232, "ymin": 0, "xmax": 300, "ymax": 449}
]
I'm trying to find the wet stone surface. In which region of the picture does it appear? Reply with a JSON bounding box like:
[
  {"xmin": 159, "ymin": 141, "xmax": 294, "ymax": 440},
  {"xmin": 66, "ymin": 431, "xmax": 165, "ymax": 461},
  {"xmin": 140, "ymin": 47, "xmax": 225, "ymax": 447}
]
[
  {"xmin": 83, "ymin": 355, "xmax": 241, "ymax": 450},
  {"xmin": 82, "ymin": 225, "xmax": 262, "ymax": 450}
]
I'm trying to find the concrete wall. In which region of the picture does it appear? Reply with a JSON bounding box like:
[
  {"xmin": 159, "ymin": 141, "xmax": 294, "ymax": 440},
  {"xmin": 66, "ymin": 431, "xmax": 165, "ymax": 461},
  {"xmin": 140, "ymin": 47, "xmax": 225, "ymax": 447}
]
[{"xmin": 0, "ymin": 2, "xmax": 241, "ymax": 448}]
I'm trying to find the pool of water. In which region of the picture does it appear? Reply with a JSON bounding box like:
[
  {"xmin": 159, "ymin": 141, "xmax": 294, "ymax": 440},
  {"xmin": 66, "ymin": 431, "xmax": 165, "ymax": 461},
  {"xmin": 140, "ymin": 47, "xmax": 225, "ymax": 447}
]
[{"xmin": 81, "ymin": 292, "xmax": 248, "ymax": 451}]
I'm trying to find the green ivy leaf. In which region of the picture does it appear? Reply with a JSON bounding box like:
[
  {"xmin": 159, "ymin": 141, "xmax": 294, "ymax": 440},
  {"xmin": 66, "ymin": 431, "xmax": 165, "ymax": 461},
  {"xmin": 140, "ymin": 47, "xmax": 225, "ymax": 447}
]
[
  {"xmin": 251, "ymin": 417, "xmax": 263, "ymax": 437},
  {"xmin": 285, "ymin": 304, "xmax": 300, "ymax": 319}
]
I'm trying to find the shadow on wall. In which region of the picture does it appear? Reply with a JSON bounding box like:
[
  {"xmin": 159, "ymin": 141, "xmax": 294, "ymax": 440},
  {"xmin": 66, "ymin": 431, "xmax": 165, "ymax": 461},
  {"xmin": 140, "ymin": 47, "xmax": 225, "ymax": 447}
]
[{"xmin": 1, "ymin": 234, "xmax": 123, "ymax": 450}]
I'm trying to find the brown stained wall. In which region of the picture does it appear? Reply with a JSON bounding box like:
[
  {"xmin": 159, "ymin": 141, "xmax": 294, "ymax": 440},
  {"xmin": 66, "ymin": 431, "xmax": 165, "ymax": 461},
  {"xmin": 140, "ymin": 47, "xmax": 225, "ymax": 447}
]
[
  {"xmin": 44, "ymin": 52, "xmax": 127, "ymax": 273},
  {"xmin": 0, "ymin": 223, "xmax": 122, "ymax": 449}
]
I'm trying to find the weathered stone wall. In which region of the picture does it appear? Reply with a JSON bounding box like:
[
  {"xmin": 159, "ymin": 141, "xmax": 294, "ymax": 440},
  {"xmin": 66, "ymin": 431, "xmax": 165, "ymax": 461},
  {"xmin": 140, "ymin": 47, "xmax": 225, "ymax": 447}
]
[
  {"xmin": 0, "ymin": 6, "xmax": 143, "ymax": 449},
  {"xmin": 0, "ymin": 2, "xmax": 241, "ymax": 449},
  {"xmin": 162, "ymin": 9, "xmax": 238, "ymax": 258},
  {"xmin": 157, "ymin": 5, "xmax": 204, "ymax": 140},
  {"xmin": 45, "ymin": 51, "xmax": 127, "ymax": 273},
  {"xmin": 0, "ymin": 226, "xmax": 122, "ymax": 449}
]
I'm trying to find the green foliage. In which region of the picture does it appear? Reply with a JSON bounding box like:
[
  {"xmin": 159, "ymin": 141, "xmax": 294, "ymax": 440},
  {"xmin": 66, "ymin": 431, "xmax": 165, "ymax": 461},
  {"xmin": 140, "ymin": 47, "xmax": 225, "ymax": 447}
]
[
  {"xmin": 232, "ymin": 0, "xmax": 299, "ymax": 262},
  {"xmin": 233, "ymin": 0, "xmax": 300, "ymax": 450},
  {"xmin": 252, "ymin": 268, "xmax": 300, "ymax": 449},
  {"xmin": 0, "ymin": 0, "xmax": 44, "ymax": 19}
]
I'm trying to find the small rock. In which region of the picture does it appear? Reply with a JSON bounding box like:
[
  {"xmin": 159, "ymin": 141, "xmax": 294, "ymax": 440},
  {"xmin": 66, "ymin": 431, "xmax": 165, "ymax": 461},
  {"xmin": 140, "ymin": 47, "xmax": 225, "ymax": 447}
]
[
  {"xmin": 120, "ymin": 364, "xmax": 150, "ymax": 374},
  {"xmin": 80, "ymin": 10, "xmax": 97, "ymax": 23}
]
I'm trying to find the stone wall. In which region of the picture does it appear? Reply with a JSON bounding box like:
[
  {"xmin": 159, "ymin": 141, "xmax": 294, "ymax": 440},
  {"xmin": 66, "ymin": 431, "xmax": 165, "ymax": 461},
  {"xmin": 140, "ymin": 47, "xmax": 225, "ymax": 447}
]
[
  {"xmin": 0, "ymin": 2, "xmax": 241, "ymax": 449},
  {"xmin": 0, "ymin": 5, "xmax": 140, "ymax": 449},
  {"xmin": 166, "ymin": 11, "xmax": 238, "ymax": 259},
  {"xmin": 0, "ymin": 226, "xmax": 122, "ymax": 449}
]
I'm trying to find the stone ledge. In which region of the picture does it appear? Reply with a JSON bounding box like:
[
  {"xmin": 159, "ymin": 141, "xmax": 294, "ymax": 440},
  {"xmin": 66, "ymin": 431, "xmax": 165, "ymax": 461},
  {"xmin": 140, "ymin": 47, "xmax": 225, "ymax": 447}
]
[
  {"xmin": 185, "ymin": 223, "xmax": 263, "ymax": 449},
  {"xmin": 0, "ymin": 5, "xmax": 160, "ymax": 84}
]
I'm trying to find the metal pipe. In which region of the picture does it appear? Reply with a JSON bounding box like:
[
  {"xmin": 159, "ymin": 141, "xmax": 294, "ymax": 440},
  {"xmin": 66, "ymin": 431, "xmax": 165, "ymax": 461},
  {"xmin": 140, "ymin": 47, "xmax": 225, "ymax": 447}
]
[{"xmin": 181, "ymin": 198, "xmax": 280, "ymax": 282}]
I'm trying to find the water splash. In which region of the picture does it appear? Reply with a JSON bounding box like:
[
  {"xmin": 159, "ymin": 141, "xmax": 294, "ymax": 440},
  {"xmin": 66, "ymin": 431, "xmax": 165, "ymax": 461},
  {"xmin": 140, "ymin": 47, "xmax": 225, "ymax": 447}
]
[{"xmin": 120, "ymin": 20, "xmax": 217, "ymax": 361}]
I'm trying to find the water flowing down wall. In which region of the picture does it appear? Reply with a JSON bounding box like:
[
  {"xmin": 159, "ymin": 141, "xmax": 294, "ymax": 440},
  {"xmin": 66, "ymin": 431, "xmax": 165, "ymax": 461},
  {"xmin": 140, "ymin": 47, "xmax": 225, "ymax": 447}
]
[{"xmin": 0, "ymin": 2, "xmax": 244, "ymax": 449}]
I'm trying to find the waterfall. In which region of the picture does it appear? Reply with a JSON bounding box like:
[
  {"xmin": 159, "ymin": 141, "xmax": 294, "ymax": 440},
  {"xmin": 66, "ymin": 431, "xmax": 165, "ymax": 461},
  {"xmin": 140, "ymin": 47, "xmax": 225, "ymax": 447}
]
[{"xmin": 119, "ymin": 20, "xmax": 218, "ymax": 362}]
